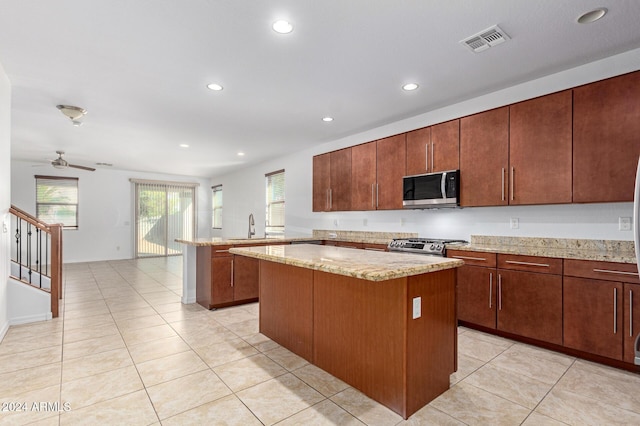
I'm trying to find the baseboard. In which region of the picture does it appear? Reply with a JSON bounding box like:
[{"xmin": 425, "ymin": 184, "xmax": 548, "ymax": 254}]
[
  {"xmin": 0, "ymin": 321, "xmax": 9, "ymax": 342},
  {"xmin": 9, "ymin": 312, "xmax": 53, "ymax": 326},
  {"xmin": 182, "ymin": 295, "xmax": 196, "ymax": 304}
]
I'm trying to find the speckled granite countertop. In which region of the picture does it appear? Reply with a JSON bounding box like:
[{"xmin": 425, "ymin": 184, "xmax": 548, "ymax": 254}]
[
  {"xmin": 175, "ymin": 236, "xmax": 315, "ymax": 247},
  {"xmin": 450, "ymin": 235, "xmax": 637, "ymax": 264},
  {"xmin": 230, "ymin": 244, "xmax": 463, "ymax": 281}
]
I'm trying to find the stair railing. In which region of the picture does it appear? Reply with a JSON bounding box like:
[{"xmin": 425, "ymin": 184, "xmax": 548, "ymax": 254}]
[{"xmin": 9, "ymin": 205, "xmax": 62, "ymax": 318}]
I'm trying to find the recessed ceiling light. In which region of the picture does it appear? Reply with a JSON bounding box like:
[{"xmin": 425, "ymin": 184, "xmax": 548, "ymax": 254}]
[
  {"xmin": 322, "ymin": 117, "xmax": 334, "ymax": 122},
  {"xmin": 577, "ymin": 8, "xmax": 607, "ymax": 24},
  {"xmin": 272, "ymin": 20, "xmax": 293, "ymax": 34},
  {"xmin": 207, "ymin": 83, "xmax": 223, "ymax": 91},
  {"xmin": 402, "ymin": 83, "xmax": 419, "ymax": 91},
  {"xmin": 237, "ymin": 152, "xmax": 245, "ymax": 156},
  {"xmin": 179, "ymin": 144, "xmax": 189, "ymax": 148}
]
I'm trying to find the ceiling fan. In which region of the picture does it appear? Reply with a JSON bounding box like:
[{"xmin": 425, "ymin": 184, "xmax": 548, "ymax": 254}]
[{"xmin": 50, "ymin": 151, "xmax": 96, "ymax": 171}]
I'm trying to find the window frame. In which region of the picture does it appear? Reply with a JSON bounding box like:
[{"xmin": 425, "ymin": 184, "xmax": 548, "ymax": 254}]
[
  {"xmin": 212, "ymin": 184, "xmax": 223, "ymax": 229},
  {"xmin": 265, "ymin": 169, "xmax": 285, "ymax": 236},
  {"xmin": 35, "ymin": 175, "xmax": 79, "ymax": 230}
]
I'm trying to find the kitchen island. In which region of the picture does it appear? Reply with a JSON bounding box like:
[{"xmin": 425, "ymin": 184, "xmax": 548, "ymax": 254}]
[{"xmin": 230, "ymin": 244, "xmax": 464, "ymax": 419}]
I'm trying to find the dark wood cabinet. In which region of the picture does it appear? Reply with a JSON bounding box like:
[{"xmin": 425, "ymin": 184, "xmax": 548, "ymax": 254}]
[
  {"xmin": 233, "ymin": 255, "xmax": 259, "ymax": 301},
  {"xmin": 459, "ymin": 107, "xmax": 509, "ymax": 207},
  {"xmin": 406, "ymin": 127, "xmax": 430, "ymax": 176},
  {"xmin": 564, "ymin": 276, "xmax": 623, "ymax": 360},
  {"xmin": 509, "ymin": 90, "xmax": 573, "ymax": 205},
  {"xmin": 573, "ymin": 70, "xmax": 640, "ymax": 203},
  {"xmin": 312, "ymin": 153, "xmax": 330, "ymax": 212},
  {"xmin": 351, "ymin": 141, "xmax": 377, "ymax": 210},
  {"xmin": 330, "ymin": 148, "xmax": 352, "ymax": 211},
  {"xmin": 376, "ymin": 134, "xmax": 406, "ymax": 210},
  {"xmin": 430, "ymin": 119, "xmax": 459, "ymax": 172},
  {"xmin": 313, "ymin": 149, "xmax": 351, "ymax": 212},
  {"xmin": 210, "ymin": 246, "xmax": 234, "ymax": 307},
  {"xmin": 564, "ymin": 259, "xmax": 640, "ymax": 362}
]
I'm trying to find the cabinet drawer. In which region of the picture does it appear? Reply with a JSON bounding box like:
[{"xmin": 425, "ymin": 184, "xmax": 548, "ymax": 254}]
[
  {"xmin": 497, "ymin": 254, "xmax": 562, "ymax": 275},
  {"xmin": 564, "ymin": 259, "xmax": 639, "ymax": 284},
  {"xmin": 448, "ymin": 250, "xmax": 497, "ymax": 267},
  {"xmin": 212, "ymin": 245, "xmax": 233, "ymax": 257},
  {"xmin": 363, "ymin": 243, "xmax": 388, "ymax": 252}
]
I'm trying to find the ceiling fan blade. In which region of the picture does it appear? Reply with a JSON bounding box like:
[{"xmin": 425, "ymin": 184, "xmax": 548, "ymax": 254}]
[{"xmin": 68, "ymin": 164, "xmax": 96, "ymax": 171}]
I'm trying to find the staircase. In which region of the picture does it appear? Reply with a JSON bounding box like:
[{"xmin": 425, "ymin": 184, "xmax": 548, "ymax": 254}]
[{"xmin": 8, "ymin": 205, "xmax": 62, "ymax": 322}]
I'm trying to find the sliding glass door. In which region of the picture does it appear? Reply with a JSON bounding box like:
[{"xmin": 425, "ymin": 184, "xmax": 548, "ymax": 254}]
[{"xmin": 133, "ymin": 180, "xmax": 197, "ymax": 258}]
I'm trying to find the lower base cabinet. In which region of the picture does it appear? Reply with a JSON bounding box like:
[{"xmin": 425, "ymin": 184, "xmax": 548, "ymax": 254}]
[{"xmin": 456, "ymin": 265, "xmax": 496, "ymax": 329}]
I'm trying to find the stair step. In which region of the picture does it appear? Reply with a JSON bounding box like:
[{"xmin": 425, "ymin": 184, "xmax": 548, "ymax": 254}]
[{"xmin": 8, "ymin": 275, "xmax": 51, "ymax": 293}]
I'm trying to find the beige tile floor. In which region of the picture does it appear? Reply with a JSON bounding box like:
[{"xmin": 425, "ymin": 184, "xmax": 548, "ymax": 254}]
[{"xmin": 1, "ymin": 257, "xmax": 640, "ymax": 425}]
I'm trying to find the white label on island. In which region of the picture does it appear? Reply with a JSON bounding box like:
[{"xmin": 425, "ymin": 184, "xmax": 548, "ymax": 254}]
[{"xmin": 412, "ymin": 297, "xmax": 421, "ymax": 319}]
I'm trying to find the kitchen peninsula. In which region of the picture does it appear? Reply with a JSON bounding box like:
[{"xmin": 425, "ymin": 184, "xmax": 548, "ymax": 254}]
[{"xmin": 230, "ymin": 243, "xmax": 464, "ymax": 419}]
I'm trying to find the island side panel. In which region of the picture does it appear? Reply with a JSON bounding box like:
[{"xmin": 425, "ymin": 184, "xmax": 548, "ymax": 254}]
[
  {"xmin": 259, "ymin": 260, "xmax": 314, "ymax": 361},
  {"xmin": 406, "ymin": 268, "xmax": 457, "ymax": 417},
  {"xmin": 313, "ymin": 271, "xmax": 407, "ymax": 417},
  {"xmin": 195, "ymin": 246, "xmax": 212, "ymax": 309}
]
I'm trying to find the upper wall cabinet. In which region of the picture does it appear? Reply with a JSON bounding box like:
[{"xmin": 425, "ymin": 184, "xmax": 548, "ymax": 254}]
[
  {"xmin": 406, "ymin": 120, "xmax": 459, "ymax": 176},
  {"xmin": 351, "ymin": 141, "xmax": 377, "ymax": 210},
  {"xmin": 376, "ymin": 134, "xmax": 406, "ymax": 210},
  {"xmin": 459, "ymin": 107, "xmax": 509, "ymax": 207},
  {"xmin": 312, "ymin": 148, "xmax": 352, "ymax": 212},
  {"xmin": 509, "ymin": 90, "xmax": 573, "ymax": 205},
  {"xmin": 573, "ymin": 70, "xmax": 640, "ymax": 203}
]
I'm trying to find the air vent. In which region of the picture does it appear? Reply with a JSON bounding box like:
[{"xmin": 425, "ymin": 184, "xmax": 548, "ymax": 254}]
[{"xmin": 460, "ymin": 25, "xmax": 510, "ymax": 53}]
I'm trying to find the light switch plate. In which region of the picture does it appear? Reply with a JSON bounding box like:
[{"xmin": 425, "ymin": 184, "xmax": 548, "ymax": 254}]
[
  {"xmin": 619, "ymin": 217, "xmax": 632, "ymax": 231},
  {"xmin": 412, "ymin": 297, "xmax": 421, "ymax": 319}
]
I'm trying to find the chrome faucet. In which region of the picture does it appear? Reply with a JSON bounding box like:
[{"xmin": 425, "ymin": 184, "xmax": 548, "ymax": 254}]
[{"xmin": 248, "ymin": 213, "xmax": 255, "ymax": 238}]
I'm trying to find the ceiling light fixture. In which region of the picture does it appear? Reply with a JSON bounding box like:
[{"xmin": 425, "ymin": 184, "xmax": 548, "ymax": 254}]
[
  {"xmin": 322, "ymin": 117, "xmax": 334, "ymax": 122},
  {"xmin": 272, "ymin": 20, "xmax": 293, "ymax": 34},
  {"xmin": 179, "ymin": 144, "xmax": 189, "ymax": 148},
  {"xmin": 207, "ymin": 83, "xmax": 223, "ymax": 91},
  {"xmin": 56, "ymin": 104, "xmax": 87, "ymax": 126},
  {"xmin": 237, "ymin": 152, "xmax": 245, "ymax": 156},
  {"xmin": 402, "ymin": 83, "xmax": 419, "ymax": 91},
  {"xmin": 577, "ymin": 8, "xmax": 607, "ymax": 24}
]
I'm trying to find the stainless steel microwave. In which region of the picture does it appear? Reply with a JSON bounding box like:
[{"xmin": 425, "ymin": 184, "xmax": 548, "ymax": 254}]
[{"xmin": 402, "ymin": 170, "xmax": 460, "ymax": 208}]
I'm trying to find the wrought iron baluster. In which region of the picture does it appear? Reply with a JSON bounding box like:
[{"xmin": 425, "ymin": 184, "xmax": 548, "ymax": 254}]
[
  {"xmin": 36, "ymin": 228, "xmax": 42, "ymax": 288},
  {"xmin": 27, "ymin": 222, "xmax": 32, "ymax": 284}
]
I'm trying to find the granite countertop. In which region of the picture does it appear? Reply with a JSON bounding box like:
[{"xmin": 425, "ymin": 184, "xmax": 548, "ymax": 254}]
[
  {"xmin": 230, "ymin": 244, "xmax": 463, "ymax": 281},
  {"xmin": 175, "ymin": 236, "xmax": 317, "ymax": 247},
  {"xmin": 449, "ymin": 236, "xmax": 637, "ymax": 264}
]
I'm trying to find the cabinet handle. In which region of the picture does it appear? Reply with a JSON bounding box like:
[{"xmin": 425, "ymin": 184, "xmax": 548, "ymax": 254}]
[
  {"xmin": 364, "ymin": 248, "xmax": 386, "ymax": 251},
  {"xmin": 231, "ymin": 258, "xmax": 234, "ymax": 287},
  {"xmin": 376, "ymin": 183, "xmax": 379, "ymax": 208},
  {"xmin": 326, "ymin": 189, "xmax": 329, "ymax": 210},
  {"xmin": 489, "ymin": 272, "xmax": 493, "ymax": 309},
  {"xmin": 452, "ymin": 255, "xmax": 487, "ymax": 261},
  {"xmin": 329, "ymin": 188, "xmax": 333, "ymax": 210},
  {"xmin": 431, "ymin": 142, "xmax": 434, "ymax": 171},
  {"xmin": 505, "ymin": 260, "xmax": 550, "ymax": 268},
  {"xmin": 498, "ymin": 274, "xmax": 502, "ymax": 310},
  {"xmin": 371, "ymin": 183, "xmax": 375, "ymax": 209},
  {"xmin": 510, "ymin": 167, "xmax": 515, "ymax": 201},
  {"xmin": 215, "ymin": 249, "xmax": 230, "ymax": 253},
  {"xmin": 425, "ymin": 143, "xmax": 429, "ymax": 171},
  {"xmin": 630, "ymin": 290, "xmax": 634, "ymax": 337},
  {"xmin": 614, "ymin": 287, "xmax": 617, "ymax": 334},
  {"xmin": 501, "ymin": 168, "xmax": 505, "ymax": 201},
  {"xmin": 592, "ymin": 268, "xmax": 639, "ymax": 277}
]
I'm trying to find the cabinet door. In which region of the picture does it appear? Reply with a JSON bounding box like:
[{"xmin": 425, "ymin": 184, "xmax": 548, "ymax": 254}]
[
  {"xmin": 233, "ymin": 255, "xmax": 259, "ymax": 301},
  {"xmin": 406, "ymin": 127, "xmax": 430, "ymax": 176},
  {"xmin": 623, "ymin": 283, "xmax": 640, "ymax": 364},
  {"xmin": 509, "ymin": 90, "xmax": 572, "ymax": 205},
  {"xmin": 564, "ymin": 277, "xmax": 623, "ymax": 360},
  {"xmin": 460, "ymin": 107, "xmax": 509, "ymax": 207},
  {"xmin": 330, "ymin": 148, "xmax": 352, "ymax": 211},
  {"xmin": 430, "ymin": 119, "xmax": 460, "ymax": 172},
  {"xmin": 312, "ymin": 153, "xmax": 330, "ymax": 212},
  {"xmin": 212, "ymin": 256, "xmax": 234, "ymax": 305},
  {"xmin": 573, "ymin": 71, "xmax": 640, "ymax": 203},
  {"xmin": 351, "ymin": 142, "xmax": 377, "ymax": 210},
  {"xmin": 497, "ymin": 270, "xmax": 562, "ymax": 344},
  {"xmin": 376, "ymin": 134, "xmax": 406, "ymax": 210},
  {"xmin": 457, "ymin": 265, "xmax": 496, "ymax": 329}
]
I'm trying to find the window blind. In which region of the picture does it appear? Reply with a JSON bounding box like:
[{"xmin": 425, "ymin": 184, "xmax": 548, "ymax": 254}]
[
  {"xmin": 266, "ymin": 170, "xmax": 285, "ymax": 235},
  {"xmin": 35, "ymin": 175, "xmax": 79, "ymax": 229},
  {"xmin": 212, "ymin": 185, "xmax": 223, "ymax": 229}
]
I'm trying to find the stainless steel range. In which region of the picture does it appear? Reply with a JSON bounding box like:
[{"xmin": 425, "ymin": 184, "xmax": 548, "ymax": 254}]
[{"xmin": 387, "ymin": 238, "xmax": 467, "ymax": 257}]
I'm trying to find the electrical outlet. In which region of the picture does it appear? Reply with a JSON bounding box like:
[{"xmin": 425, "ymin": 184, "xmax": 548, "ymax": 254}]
[
  {"xmin": 400, "ymin": 218, "xmax": 406, "ymax": 226},
  {"xmin": 619, "ymin": 217, "xmax": 632, "ymax": 231},
  {"xmin": 363, "ymin": 218, "xmax": 368, "ymax": 226},
  {"xmin": 412, "ymin": 297, "xmax": 421, "ymax": 319},
  {"xmin": 510, "ymin": 217, "xmax": 519, "ymax": 229},
  {"xmin": 333, "ymin": 219, "xmax": 339, "ymax": 227}
]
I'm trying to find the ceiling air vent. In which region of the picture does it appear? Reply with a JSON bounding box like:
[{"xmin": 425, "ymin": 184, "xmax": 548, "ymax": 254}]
[{"xmin": 460, "ymin": 25, "xmax": 510, "ymax": 53}]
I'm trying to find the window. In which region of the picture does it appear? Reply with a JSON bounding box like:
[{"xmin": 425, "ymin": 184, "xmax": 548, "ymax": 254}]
[
  {"xmin": 35, "ymin": 175, "xmax": 79, "ymax": 229},
  {"xmin": 212, "ymin": 184, "xmax": 222, "ymax": 229},
  {"xmin": 265, "ymin": 169, "xmax": 285, "ymax": 236}
]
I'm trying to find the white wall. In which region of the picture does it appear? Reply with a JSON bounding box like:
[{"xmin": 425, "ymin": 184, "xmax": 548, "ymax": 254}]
[
  {"xmin": 11, "ymin": 162, "xmax": 211, "ymax": 263},
  {"xmin": 0, "ymin": 62, "xmax": 11, "ymax": 338},
  {"xmin": 211, "ymin": 47, "xmax": 640, "ymax": 242}
]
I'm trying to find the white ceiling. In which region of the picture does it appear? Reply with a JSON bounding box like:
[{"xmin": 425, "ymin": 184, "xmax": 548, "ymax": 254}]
[{"xmin": 2, "ymin": 1, "xmax": 640, "ymax": 177}]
